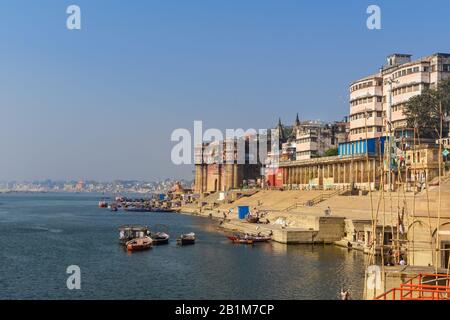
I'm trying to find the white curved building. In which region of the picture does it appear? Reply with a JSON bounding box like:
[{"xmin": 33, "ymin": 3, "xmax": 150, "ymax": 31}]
[{"xmin": 349, "ymin": 53, "xmax": 450, "ymax": 142}]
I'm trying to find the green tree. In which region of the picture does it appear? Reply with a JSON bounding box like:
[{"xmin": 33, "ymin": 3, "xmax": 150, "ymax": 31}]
[
  {"xmin": 324, "ymin": 147, "xmax": 338, "ymax": 157},
  {"xmin": 404, "ymin": 77, "xmax": 450, "ymax": 139}
]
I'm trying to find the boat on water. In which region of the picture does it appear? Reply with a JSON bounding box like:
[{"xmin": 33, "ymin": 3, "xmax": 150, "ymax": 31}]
[
  {"xmin": 155, "ymin": 207, "xmax": 176, "ymax": 213},
  {"xmin": 227, "ymin": 233, "xmax": 271, "ymax": 244},
  {"xmin": 124, "ymin": 206, "xmax": 153, "ymax": 212},
  {"xmin": 177, "ymin": 232, "xmax": 196, "ymax": 245},
  {"xmin": 248, "ymin": 235, "xmax": 271, "ymax": 242},
  {"xmin": 228, "ymin": 236, "xmax": 254, "ymax": 245},
  {"xmin": 98, "ymin": 200, "xmax": 108, "ymax": 208},
  {"xmin": 109, "ymin": 203, "xmax": 119, "ymax": 211},
  {"xmin": 126, "ymin": 236, "xmax": 153, "ymax": 251},
  {"xmin": 118, "ymin": 225, "xmax": 150, "ymax": 244},
  {"xmin": 151, "ymin": 232, "xmax": 170, "ymax": 245}
]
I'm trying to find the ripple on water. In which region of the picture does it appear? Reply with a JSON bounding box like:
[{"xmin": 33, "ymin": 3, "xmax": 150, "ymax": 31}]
[{"xmin": 0, "ymin": 193, "xmax": 366, "ymax": 299}]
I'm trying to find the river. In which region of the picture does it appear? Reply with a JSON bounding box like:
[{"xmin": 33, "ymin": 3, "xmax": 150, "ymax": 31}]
[{"xmin": 0, "ymin": 193, "xmax": 365, "ymax": 299}]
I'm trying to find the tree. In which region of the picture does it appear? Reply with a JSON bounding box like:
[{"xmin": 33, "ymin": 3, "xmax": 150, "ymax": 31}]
[
  {"xmin": 404, "ymin": 77, "xmax": 450, "ymax": 139},
  {"xmin": 324, "ymin": 147, "xmax": 338, "ymax": 157}
]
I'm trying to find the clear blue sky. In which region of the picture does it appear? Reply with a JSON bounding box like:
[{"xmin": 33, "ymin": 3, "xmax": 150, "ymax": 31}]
[{"xmin": 0, "ymin": 0, "xmax": 449, "ymax": 181}]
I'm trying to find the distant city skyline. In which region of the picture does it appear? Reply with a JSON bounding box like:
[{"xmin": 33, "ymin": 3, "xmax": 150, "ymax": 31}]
[{"xmin": 1, "ymin": 0, "xmax": 449, "ymax": 181}]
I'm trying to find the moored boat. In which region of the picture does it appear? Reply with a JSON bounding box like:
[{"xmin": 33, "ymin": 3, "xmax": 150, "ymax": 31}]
[
  {"xmin": 177, "ymin": 232, "xmax": 195, "ymax": 245},
  {"xmin": 126, "ymin": 236, "xmax": 153, "ymax": 251},
  {"xmin": 227, "ymin": 236, "xmax": 254, "ymax": 245},
  {"xmin": 249, "ymin": 235, "xmax": 271, "ymax": 242},
  {"xmin": 124, "ymin": 206, "xmax": 153, "ymax": 212},
  {"xmin": 98, "ymin": 200, "xmax": 108, "ymax": 208},
  {"xmin": 227, "ymin": 233, "xmax": 271, "ymax": 244},
  {"xmin": 151, "ymin": 232, "xmax": 170, "ymax": 245},
  {"xmin": 118, "ymin": 225, "xmax": 150, "ymax": 244},
  {"xmin": 109, "ymin": 203, "xmax": 119, "ymax": 211}
]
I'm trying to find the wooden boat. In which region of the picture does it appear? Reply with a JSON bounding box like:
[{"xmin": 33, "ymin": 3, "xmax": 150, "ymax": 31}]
[
  {"xmin": 126, "ymin": 236, "xmax": 152, "ymax": 251},
  {"xmin": 177, "ymin": 232, "xmax": 196, "ymax": 245},
  {"xmin": 124, "ymin": 206, "xmax": 153, "ymax": 212},
  {"xmin": 227, "ymin": 234, "xmax": 270, "ymax": 244},
  {"xmin": 248, "ymin": 235, "xmax": 271, "ymax": 242},
  {"xmin": 227, "ymin": 236, "xmax": 254, "ymax": 245},
  {"xmin": 156, "ymin": 208, "xmax": 176, "ymax": 213},
  {"xmin": 98, "ymin": 200, "xmax": 108, "ymax": 208},
  {"xmin": 151, "ymin": 232, "xmax": 170, "ymax": 245},
  {"xmin": 118, "ymin": 225, "xmax": 149, "ymax": 244}
]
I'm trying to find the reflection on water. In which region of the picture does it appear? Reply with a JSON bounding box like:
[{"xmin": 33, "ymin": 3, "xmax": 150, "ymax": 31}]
[{"xmin": 0, "ymin": 193, "xmax": 366, "ymax": 300}]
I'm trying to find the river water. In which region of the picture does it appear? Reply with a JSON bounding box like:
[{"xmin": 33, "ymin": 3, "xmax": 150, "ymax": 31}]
[{"xmin": 0, "ymin": 193, "xmax": 365, "ymax": 299}]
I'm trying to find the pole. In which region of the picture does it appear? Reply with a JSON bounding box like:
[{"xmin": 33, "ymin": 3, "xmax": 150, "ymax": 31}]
[{"xmin": 387, "ymin": 80, "xmax": 393, "ymax": 191}]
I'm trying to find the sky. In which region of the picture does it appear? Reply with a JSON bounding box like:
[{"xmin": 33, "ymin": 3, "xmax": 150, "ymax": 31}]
[{"xmin": 0, "ymin": 0, "xmax": 449, "ymax": 181}]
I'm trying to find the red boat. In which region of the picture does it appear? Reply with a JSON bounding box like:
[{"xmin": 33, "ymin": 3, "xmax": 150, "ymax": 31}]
[
  {"xmin": 227, "ymin": 234, "xmax": 271, "ymax": 244},
  {"xmin": 126, "ymin": 236, "xmax": 153, "ymax": 251},
  {"xmin": 227, "ymin": 236, "xmax": 254, "ymax": 245},
  {"xmin": 98, "ymin": 200, "xmax": 108, "ymax": 208}
]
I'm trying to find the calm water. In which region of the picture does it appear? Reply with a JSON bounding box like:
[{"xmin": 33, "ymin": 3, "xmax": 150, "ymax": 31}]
[{"xmin": 0, "ymin": 193, "xmax": 365, "ymax": 300}]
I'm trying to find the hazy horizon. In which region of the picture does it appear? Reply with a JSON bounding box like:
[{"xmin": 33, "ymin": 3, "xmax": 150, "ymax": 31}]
[{"xmin": 1, "ymin": 0, "xmax": 449, "ymax": 181}]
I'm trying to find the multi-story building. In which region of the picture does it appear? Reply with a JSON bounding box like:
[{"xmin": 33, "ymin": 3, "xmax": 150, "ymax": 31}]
[
  {"xmin": 349, "ymin": 53, "xmax": 450, "ymax": 142},
  {"xmin": 194, "ymin": 136, "xmax": 267, "ymax": 193},
  {"xmin": 349, "ymin": 74, "xmax": 384, "ymax": 141},
  {"xmin": 294, "ymin": 121, "xmax": 331, "ymax": 160},
  {"xmin": 293, "ymin": 118, "xmax": 349, "ymax": 160}
]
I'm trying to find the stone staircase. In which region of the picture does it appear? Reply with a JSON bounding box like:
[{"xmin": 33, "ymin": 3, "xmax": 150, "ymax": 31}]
[{"xmin": 283, "ymin": 189, "xmax": 342, "ymax": 211}]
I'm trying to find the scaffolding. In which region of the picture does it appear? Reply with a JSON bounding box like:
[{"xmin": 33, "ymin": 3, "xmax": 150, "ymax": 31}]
[{"xmin": 363, "ymin": 75, "xmax": 450, "ymax": 299}]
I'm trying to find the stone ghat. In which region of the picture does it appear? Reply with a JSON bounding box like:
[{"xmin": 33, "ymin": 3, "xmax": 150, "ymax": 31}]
[{"xmin": 219, "ymin": 217, "xmax": 345, "ymax": 244}]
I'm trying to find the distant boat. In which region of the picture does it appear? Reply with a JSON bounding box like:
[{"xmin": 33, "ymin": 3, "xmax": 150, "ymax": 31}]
[
  {"xmin": 228, "ymin": 237, "xmax": 254, "ymax": 245},
  {"xmin": 177, "ymin": 232, "xmax": 196, "ymax": 245},
  {"xmin": 151, "ymin": 232, "xmax": 170, "ymax": 245},
  {"xmin": 227, "ymin": 234, "xmax": 271, "ymax": 244},
  {"xmin": 98, "ymin": 200, "xmax": 108, "ymax": 208},
  {"xmin": 156, "ymin": 208, "xmax": 176, "ymax": 213},
  {"xmin": 109, "ymin": 203, "xmax": 119, "ymax": 211},
  {"xmin": 126, "ymin": 236, "xmax": 153, "ymax": 251},
  {"xmin": 124, "ymin": 207, "xmax": 152, "ymax": 212},
  {"xmin": 118, "ymin": 225, "xmax": 150, "ymax": 244}
]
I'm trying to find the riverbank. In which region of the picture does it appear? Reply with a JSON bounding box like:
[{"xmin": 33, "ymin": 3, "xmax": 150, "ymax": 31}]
[{"xmin": 178, "ymin": 185, "xmax": 448, "ymax": 248}]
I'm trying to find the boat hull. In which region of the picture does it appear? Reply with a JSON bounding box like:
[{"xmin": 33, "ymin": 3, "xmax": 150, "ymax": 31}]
[
  {"xmin": 127, "ymin": 243, "xmax": 152, "ymax": 251},
  {"xmin": 177, "ymin": 238, "xmax": 195, "ymax": 245},
  {"xmin": 125, "ymin": 236, "xmax": 153, "ymax": 252},
  {"xmin": 152, "ymin": 238, "xmax": 169, "ymax": 245}
]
